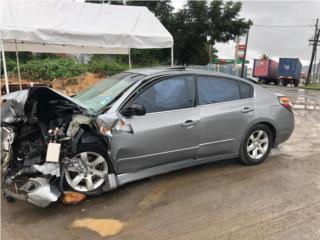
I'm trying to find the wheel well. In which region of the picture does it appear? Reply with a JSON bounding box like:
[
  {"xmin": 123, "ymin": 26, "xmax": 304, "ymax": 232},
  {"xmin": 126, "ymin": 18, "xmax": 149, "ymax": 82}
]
[{"xmin": 258, "ymin": 122, "xmax": 276, "ymax": 146}]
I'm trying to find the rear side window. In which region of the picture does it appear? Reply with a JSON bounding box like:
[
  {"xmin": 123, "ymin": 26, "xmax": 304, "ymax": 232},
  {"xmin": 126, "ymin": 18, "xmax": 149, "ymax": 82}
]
[
  {"xmin": 131, "ymin": 76, "xmax": 194, "ymax": 113},
  {"xmin": 197, "ymin": 76, "xmax": 240, "ymax": 105},
  {"xmin": 239, "ymin": 81, "xmax": 254, "ymax": 99}
]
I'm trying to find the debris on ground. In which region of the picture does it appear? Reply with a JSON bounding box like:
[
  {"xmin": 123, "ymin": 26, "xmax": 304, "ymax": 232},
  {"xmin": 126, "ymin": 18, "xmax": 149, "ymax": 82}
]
[{"xmin": 63, "ymin": 192, "xmax": 87, "ymax": 205}]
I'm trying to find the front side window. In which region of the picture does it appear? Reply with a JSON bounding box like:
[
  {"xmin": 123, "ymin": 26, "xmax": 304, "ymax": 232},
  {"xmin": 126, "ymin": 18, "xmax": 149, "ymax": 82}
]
[
  {"xmin": 130, "ymin": 76, "xmax": 194, "ymax": 113},
  {"xmin": 197, "ymin": 76, "xmax": 241, "ymax": 105}
]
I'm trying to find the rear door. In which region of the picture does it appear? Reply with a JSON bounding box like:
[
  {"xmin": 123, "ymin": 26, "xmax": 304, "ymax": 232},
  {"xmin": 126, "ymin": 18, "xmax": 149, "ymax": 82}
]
[
  {"xmin": 196, "ymin": 75, "xmax": 255, "ymax": 158},
  {"xmin": 110, "ymin": 75, "xmax": 200, "ymax": 173}
]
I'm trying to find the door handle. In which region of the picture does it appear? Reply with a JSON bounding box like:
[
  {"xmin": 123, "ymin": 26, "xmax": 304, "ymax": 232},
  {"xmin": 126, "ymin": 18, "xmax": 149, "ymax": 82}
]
[
  {"xmin": 181, "ymin": 120, "xmax": 198, "ymax": 127},
  {"xmin": 241, "ymin": 107, "xmax": 254, "ymax": 113}
]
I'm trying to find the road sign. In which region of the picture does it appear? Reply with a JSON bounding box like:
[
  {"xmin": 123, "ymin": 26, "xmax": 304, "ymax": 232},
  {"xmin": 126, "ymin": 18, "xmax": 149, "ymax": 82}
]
[{"xmin": 238, "ymin": 45, "xmax": 246, "ymax": 51}]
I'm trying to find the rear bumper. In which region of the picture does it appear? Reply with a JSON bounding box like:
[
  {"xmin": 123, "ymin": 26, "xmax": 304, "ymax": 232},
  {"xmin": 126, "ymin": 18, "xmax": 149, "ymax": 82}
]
[{"xmin": 273, "ymin": 109, "xmax": 294, "ymax": 147}]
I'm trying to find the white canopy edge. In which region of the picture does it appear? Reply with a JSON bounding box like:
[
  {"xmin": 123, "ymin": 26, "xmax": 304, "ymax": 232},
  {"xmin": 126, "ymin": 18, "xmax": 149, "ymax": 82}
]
[
  {"xmin": 0, "ymin": 1, "xmax": 174, "ymax": 53},
  {"xmin": 2, "ymin": 41, "xmax": 129, "ymax": 55},
  {"xmin": 0, "ymin": 1, "xmax": 174, "ymax": 93}
]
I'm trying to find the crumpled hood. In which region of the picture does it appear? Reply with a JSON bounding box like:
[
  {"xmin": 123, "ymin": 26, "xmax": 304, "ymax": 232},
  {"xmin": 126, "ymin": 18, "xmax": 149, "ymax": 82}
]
[{"xmin": 1, "ymin": 87, "xmax": 91, "ymax": 124}]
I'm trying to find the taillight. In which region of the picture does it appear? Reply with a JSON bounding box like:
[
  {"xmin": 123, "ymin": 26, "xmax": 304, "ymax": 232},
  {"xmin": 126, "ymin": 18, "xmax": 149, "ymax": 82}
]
[{"xmin": 278, "ymin": 96, "xmax": 292, "ymax": 112}]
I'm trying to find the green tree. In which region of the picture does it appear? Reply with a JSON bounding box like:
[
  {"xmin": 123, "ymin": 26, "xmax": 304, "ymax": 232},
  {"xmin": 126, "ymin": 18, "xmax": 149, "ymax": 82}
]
[
  {"xmin": 172, "ymin": 1, "xmax": 209, "ymax": 65},
  {"xmin": 207, "ymin": 1, "xmax": 251, "ymax": 44},
  {"xmin": 173, "ymin": 0, "xmax": 251, "ymax": 65}
]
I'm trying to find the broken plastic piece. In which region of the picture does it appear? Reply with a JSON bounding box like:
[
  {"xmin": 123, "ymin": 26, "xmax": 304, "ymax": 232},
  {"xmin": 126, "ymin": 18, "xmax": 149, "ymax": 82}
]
[
  {"xmin": 33, "ymin": 162, "xmax": 60, "ymax": 177},
  {"xmin": 20, "ymin": 177, "xmax": 61, "ymax": 207}
]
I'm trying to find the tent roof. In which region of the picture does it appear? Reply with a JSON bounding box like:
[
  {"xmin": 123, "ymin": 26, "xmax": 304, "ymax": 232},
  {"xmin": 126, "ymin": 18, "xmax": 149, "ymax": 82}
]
[{"xmin": 0, "ymin": 1, "xmax": 173, "ymax": 54}]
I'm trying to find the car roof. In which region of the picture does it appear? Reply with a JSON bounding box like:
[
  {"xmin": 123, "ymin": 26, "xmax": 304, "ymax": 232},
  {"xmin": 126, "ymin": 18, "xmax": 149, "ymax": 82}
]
[{"xmin": 125, "ymin": 67, "xmax": 254, "ymax": 85}]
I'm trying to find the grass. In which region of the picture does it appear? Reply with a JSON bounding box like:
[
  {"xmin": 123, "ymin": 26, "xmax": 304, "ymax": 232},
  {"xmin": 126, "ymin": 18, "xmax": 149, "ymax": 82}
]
[{"xmin": 301, "ymin": 83, "xmax": 320, "ymax": 90}]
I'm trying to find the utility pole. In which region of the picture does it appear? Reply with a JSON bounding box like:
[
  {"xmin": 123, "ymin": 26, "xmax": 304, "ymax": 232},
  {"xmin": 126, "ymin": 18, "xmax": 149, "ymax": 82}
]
[
  {"xmin": 234, "ymin": 36, "xmax": 240, "ymax": 76},
  {"xmin": 316, "ymin": 57, "xmax": 320, "ymax": 83},
  {"xmin": 241, "ymin": 27, "xmax": 250, "ymax": 78},
  {"xmin": 306, "ymin": 18, "xmax": 319, "ymax": 85},
  {"xmin": 313, "ymin": 48, "xmax": 317, "ymax": 80}
]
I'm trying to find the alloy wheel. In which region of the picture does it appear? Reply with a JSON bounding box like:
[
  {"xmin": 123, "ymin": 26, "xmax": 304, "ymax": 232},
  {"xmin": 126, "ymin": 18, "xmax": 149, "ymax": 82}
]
[
  {"xmin": 65, "ymin": 152, "xmax": 108, "ymax": 192},
  {"xmin": 247, "ymin": 130, "xmax": 269, "ymax": 160}
]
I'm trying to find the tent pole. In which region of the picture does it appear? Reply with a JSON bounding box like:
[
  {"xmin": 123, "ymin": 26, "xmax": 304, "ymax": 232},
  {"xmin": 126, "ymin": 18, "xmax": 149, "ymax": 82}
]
[
  {"xmin": 128, "ymin": 49, "xmax": 132, "ymax": 69},
  {"xmin": 15, "ymin": 40, "xmax": 22, "ymax": 90},
  {"xmin": 171, "ymin": 46, "xmax": 174, "ymax": 66},
  {"xmin": 0, "ymin": 40, "xmax": 10, "ymax": 94}
]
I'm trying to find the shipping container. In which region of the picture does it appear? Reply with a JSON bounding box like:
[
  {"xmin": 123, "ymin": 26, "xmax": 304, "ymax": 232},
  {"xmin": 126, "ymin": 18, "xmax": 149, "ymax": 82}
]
[
  {"xmin": 278, "ymin": 58, "xmax": 302, "ymax": 87},
  {"xmin": 253, "ymin": 59, "xmax": 279, "ymax": 84}
]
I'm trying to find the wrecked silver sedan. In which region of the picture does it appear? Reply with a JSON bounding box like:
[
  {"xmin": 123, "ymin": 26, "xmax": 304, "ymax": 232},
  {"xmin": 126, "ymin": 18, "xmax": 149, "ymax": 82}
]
[{"xmin": 1, "ymin": 68, "xmax": 294, "ymax": 207}]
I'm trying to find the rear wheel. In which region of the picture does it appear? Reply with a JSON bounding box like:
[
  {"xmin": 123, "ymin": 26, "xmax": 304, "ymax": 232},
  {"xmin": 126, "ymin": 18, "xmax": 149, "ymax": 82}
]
[
  {"xmin": 293, "ymin": 79, "xmax": 299, "ymax": 87},
  {"xmin": 239, "ymin": 124, "xmax": 272, "ymax": 165}
]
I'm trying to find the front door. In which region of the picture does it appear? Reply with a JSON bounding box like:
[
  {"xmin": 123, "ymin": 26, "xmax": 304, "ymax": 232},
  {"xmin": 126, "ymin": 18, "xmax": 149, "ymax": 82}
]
[{"xmin": 110, "ymin": 75, "xmax": 200, "ymax": 173}]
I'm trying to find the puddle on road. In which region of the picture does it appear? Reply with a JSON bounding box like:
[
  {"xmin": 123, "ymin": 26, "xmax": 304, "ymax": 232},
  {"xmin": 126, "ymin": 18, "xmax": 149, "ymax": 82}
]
[
  {"xmin": 71, "ymin": 218, "xmax": 124, "ymax": 237},
  {"xmin": 293, "ymin": 104, "xmax": 320, "ymax": 110}
]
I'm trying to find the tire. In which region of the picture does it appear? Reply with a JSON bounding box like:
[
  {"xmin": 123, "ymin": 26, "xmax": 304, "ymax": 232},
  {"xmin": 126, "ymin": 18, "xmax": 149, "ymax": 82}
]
[
  {"xmin": 293, "ymin": 80, "xmax": 299, "ymax": 87},
  {"xmin": 239, "ymin": 124, "xmax": 273, "ymax": 165},
  {"xmin": 63, "ymin": 143, "xmax": 112, "ymax": 196},
  {"xmin": 283, "ymin": 81, "xmax": 288, "ymax": 87}
]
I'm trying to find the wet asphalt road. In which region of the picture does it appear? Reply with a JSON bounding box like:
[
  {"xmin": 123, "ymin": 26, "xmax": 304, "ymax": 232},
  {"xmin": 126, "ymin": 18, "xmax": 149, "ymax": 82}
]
[{"xmin": 2, "ymin": 85, "xmax": 320, "ymax": 240}]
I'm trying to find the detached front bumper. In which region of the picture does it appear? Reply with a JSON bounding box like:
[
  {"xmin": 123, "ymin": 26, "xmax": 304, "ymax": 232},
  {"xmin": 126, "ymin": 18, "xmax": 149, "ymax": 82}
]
[{"xmin": 4, "ymin": 177, "xmax": 61, "ymax": 208}]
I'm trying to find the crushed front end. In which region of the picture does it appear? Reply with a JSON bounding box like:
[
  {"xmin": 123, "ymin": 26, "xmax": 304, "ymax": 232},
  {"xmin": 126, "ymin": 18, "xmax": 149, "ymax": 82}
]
[{"xmin": 1, "ymin": 87, "xmax": 97, "ymax": 207}]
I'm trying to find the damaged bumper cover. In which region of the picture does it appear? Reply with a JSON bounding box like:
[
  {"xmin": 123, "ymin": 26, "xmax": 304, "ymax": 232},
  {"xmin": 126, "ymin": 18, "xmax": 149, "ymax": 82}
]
[{"xmin": 4, "ymin": 177, "xmax": 61, "ymax": 208}]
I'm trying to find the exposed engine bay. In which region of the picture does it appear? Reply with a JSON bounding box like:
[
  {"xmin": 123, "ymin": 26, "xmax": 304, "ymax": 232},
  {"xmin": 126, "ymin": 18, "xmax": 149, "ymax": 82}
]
[{"xmin": 1, "ymin": 87, "xmax": 108, "ymax": 207}]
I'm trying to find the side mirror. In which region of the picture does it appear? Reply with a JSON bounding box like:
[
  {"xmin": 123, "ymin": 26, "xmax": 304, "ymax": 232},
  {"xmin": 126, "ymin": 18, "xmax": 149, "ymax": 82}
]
[{"xmin": 122, "ymin": 104, "xmax": 146, "ymax": 117}]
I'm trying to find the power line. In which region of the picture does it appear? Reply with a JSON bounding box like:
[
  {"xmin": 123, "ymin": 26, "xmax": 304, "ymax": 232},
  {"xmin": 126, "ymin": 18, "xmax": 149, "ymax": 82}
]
[
  {"xmin": 251, "ymin": 19, "xmax": 315, "ymax": 22},
  {"xmin": 252, "ymin": 24, "xmax": 313, "ymax": 28}
]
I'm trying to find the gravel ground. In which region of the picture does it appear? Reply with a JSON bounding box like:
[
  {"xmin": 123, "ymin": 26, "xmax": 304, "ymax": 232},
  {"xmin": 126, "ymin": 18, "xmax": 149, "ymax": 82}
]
[{"xmin": 1, "ymin": 85, "xmax": 320, "ymax": 240}]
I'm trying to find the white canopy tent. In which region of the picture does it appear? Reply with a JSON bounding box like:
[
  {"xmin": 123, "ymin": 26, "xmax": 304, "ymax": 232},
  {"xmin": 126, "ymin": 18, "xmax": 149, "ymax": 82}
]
[{"xmin": 0, "ymin": 1, "xmax": 174, "ymax": 93}]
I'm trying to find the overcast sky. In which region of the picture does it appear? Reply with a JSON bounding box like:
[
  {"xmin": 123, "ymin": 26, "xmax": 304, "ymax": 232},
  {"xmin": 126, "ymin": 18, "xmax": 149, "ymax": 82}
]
[{"xmin": 172, "ymin": 0, "xmax": 320, "ymax": 67}]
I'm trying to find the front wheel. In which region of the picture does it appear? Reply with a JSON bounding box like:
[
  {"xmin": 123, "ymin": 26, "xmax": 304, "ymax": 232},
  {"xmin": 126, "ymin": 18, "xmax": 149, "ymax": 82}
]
[
  {"xmin": 64, "ymin": 143, "xmax": 111, "ymax": 196},
  {"xmin": 239, "ymin": 124, "xmax": 272, "ymax": 165}
]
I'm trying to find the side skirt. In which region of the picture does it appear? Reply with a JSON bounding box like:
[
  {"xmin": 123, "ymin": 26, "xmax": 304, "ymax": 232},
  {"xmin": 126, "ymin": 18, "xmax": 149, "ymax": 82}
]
[{"xmin": 112, "ymin": 153, "xmax": 238, "ymax": 187}]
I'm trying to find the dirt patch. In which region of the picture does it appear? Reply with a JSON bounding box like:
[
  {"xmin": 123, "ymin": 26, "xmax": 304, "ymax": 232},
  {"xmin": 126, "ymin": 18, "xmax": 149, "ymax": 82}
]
[
  {"xmin": 71, "ymin": 218, "xmax": 124, "ymax": 237},
  {"xmin": 52, "ymin": 73, "xmax": 104, "ymax": 96},
  {"xmin": 138, "ymin": 180, "xmax": 177, "ymax": 210},
  {"xmin": 1, "ymin": 72, "xmax": 105, "ymax": 96}
]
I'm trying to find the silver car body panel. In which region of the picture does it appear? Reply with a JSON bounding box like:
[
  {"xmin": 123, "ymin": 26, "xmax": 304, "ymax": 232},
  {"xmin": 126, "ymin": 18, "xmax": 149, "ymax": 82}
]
[
  {"xmin": 111, "ymin": 107, "xmax": 200, "ymax": 173},
  {"xmin": 100, "ymin": 70, "xmax": 294, "ymax": 180},
  {"xmin": 116, "ymin": 152, "xmax": 238, "ymax": 186},
  {"xmin": 197, "ymin": 98, "xmax": 255, "ymax": 157}
]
